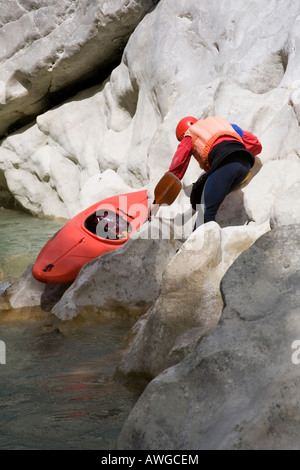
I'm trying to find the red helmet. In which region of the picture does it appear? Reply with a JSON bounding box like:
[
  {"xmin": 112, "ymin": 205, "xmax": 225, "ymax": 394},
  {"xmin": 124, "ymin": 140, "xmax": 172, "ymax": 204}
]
[{"xmin": 176, "ymin": 116, "xmax": 197, "ymax": 141}]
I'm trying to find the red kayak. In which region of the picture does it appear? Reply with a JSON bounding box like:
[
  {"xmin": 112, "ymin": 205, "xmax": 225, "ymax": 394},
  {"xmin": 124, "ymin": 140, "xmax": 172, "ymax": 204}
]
[{"xmin": 32, "ymin": 190, "xmax": 148, "ymax": 284}]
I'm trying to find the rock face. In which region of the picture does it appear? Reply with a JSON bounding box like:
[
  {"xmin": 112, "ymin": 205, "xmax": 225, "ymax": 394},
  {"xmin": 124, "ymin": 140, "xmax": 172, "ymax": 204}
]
[
  {"xmin": 1, "ymin": 0, "xmax": 299, "ymax": 382},
  {"xmin": 1, "ymin": 0, "xmax": 300, "ymax": 219},
  {"xmin": 0, "ymin": 0, "xmax": 300, "ymax": 451},
  {"xmin": 0, "ymin": 261, "xmax": 72, "ymax": 314},
  {"xmin": 0, "ymin": 0, "xmax": 159, "ymax": 137},
  {"xmin": 52, "ymin": 221, "xmax": 182, "ymax": 321},
  {"xmin": 116, "ymin": 220, "xmax": 270, "ymax": 382},
  {"xmin": 117, "ymin": 224, "xmax": 300, "ymax": 450},
  {"xmin": 243, "ymin": 161, "xmax": 300, "ymax": 225},
  {"xmin": 270, "ymin": 181, "xmax": 300, "ymax": 228}
]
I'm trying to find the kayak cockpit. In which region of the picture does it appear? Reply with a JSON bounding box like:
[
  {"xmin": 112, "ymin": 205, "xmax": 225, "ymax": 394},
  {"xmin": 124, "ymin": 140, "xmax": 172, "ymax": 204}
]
[{"xmin": 84, "ymin": 209, "xmax": 132, "ymax": 240}]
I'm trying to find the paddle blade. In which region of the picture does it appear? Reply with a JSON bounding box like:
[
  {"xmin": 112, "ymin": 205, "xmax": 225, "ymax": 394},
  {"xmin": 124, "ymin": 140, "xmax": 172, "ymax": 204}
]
[{"xmin": 154, "ymin": 172, "xmax": 182, "ymax": 206}]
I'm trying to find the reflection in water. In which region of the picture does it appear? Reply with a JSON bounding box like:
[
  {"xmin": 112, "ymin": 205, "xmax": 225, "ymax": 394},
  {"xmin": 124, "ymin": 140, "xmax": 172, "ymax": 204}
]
[
  {"xmin": 0, "ymin": 318, "xmax": 139, "ymax": 450},
  {"xmin": 0, "ymin": 208, "xmax": 140, "ymax": 449}
]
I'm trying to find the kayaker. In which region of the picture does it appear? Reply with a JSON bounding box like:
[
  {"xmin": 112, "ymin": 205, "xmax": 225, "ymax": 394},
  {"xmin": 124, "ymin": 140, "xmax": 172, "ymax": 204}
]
[{"xmin": 166, "ymin": 115, "xmax": 262, "ymax": 226}]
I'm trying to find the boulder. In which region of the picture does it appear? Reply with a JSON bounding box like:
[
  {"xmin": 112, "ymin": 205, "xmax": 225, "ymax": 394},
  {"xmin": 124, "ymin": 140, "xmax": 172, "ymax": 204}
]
[
  {"xmin": 116, "ymin": 220, "xmax": 270, "ymax": 382},
  {"xmin": 51, "ymin": 220, "xmax": 182, "ymax": 321},
  {"xmin": 0, "ymin": 261, "xmax": 72, "ymax": 314},
  {"xmin": 0, "ymin": 220, "xmax": 182, "ymax": 321},
  {"xmin": 0, "ymin": 0, "xmax": 159, "ymax": 137},
  {"xmin": 244, "ymin": 160, "xmax": 300, "ymax": 224},
  {"xmin": 117, "ymin": 224, "xmax": 300, "ymax": 450},
  {"xmin": 270, "ymin": 181, "xmax": 300, "ymax": 228}
]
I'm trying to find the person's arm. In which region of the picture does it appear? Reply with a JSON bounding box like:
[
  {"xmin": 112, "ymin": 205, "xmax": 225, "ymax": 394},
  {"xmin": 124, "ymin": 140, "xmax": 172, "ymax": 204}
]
[
  {"xmin": 148, "ymin": 139, "xmax": 191, "ymax": 221},
  {"xmin": 168, "ymin": 136, "xmax": 193, "ymax": 180},
  {"xmin": 231, "ymin": 123, "xmax": 262, "ymax": 156}
]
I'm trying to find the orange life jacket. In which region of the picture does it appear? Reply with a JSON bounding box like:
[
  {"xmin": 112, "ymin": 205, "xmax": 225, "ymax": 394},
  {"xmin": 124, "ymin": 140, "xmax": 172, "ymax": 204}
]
[{"xmin": 184, "ymin": 116, "xmax": 244, "ymax": 171}]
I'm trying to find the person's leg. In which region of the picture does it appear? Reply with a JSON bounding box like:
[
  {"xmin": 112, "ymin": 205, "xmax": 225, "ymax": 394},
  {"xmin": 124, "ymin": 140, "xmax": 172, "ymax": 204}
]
[{"xmin": 203, "ymin": 153, "xmax": 251, "ymax": 223}]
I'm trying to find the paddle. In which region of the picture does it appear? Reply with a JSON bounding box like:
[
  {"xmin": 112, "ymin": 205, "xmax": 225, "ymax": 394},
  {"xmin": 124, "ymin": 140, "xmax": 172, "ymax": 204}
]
[{"xmin": 148, "ymin": 172, "xmax": 182, "ymax": 219}]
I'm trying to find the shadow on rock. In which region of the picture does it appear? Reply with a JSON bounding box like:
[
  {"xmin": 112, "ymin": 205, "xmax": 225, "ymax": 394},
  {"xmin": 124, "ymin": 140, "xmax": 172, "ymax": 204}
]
[{"xmin": 40, "ymin": 282, "xmax": 73, "ymax": 312}]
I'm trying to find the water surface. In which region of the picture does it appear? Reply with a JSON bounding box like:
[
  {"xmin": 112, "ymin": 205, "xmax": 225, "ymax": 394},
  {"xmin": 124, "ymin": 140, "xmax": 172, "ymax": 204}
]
[
  {"xmin": 0, "ymin": 208, "xmax": 139, "ymax": 449},
  {"xmin": 0, "ymin": 317, "xmax": 138, "ymax": 450},
  {"xmin": 0, "ymin": 207, "xmax": 64, "ymax": 283}
]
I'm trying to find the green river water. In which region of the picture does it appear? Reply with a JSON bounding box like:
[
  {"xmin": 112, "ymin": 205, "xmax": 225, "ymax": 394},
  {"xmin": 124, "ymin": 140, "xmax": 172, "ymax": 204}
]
[{"xmin": 0, "ymin": 207, "xmax": 139, "ymax": 450}]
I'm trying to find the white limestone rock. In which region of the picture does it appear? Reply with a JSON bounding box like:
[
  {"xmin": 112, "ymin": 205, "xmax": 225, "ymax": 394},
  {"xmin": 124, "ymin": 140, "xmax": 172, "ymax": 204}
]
[
  {"xmin": 0, "ymin": 220, "xmax": 182, "ymax": 318},
  {"xmin": 0, "ymin": 262, "xmax": 71, "ymax": 314},
  {"xmin": 0, "ymin": 0, "xmax": 159, "ymax": 137},
  {"xmin": 270, "ymin": 181, "xmax": 300, "ymax": 228},
  {"xmin": 116, "ymin": 219, "xmax": 270, "ymax": 381},
  {"xmin": 51, "ymin": 221, "xmax": 182, "ymax": 321},
  {"xmin": 0, "ymin": 72, "xmax": 156, "ymax": 217},
  {"xmin": 244, "ymin": 160, "xmax": 300, "ymax": 224},
  {"xmin": 117, "ymin": 225, "xmax": 300, "ymax": 451},
  {"xmin": 79, "ymin": 170, "xmax": 141, "ymax": 211},
  {"xmin": 1, "ymin": 0, "xmax": 300, "ymax": 222}
]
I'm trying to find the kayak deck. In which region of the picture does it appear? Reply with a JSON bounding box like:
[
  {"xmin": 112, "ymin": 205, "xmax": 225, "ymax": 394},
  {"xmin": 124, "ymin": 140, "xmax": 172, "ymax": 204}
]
[{"xmin": 32, "ymin": 190, "xmax": 148, "ymax": 284}]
